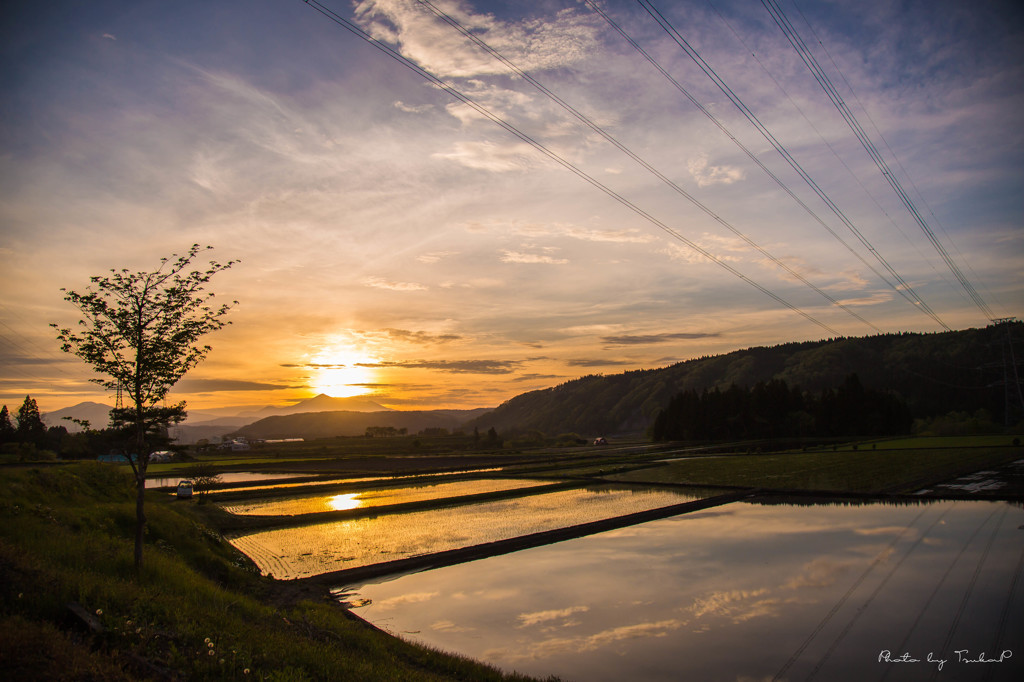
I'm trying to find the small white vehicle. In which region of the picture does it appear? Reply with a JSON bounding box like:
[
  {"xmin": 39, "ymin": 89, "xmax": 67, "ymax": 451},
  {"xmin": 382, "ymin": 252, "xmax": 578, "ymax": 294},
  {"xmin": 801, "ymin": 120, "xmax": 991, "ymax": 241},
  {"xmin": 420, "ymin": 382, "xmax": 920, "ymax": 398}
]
[{"xmin": 176, "ymin": 479, "xmax": 194, "ymax": 499}]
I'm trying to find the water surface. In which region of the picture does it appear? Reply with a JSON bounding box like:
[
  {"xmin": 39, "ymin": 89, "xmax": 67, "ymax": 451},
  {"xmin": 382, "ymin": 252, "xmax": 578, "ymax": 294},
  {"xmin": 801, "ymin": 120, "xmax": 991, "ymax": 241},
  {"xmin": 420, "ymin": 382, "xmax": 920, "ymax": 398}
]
[
  {"xmin": 146, "ymin": 472, "xmax": 306, "ymax": 488},
  {"xmin": 229, "ymin": 485, "xmax": 709, "ymax": 579},
  {"xmin": 342, "ymin": 499, "xmax": 1023, "ymax": 682},
  {"xmin": 219, "ymin": 478, "xmax": 557, "ymax": 516},
  {"xmin": 207, "ymin": 467, "xmax": 504, "ymax": 496}
]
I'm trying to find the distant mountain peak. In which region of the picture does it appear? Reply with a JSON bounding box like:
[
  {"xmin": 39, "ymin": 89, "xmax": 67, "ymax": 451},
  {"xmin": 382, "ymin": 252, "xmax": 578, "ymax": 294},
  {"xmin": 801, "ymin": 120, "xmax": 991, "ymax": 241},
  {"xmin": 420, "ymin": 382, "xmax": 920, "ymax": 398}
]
[
  {"xmin": 41, "ymin": 401, "xmax": 116, "ymax": 432},
  {"xmin": 269, "ymin": 394, "xmax": 392, "ymax": 415}
]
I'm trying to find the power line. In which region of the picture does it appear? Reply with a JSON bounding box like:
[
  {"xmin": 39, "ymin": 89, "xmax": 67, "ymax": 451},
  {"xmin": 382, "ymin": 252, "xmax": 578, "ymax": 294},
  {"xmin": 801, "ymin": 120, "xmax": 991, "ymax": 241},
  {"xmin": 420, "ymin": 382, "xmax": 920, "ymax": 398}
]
[
  {"xmin": 618, "ymin": 0, "xmax": 950, "ymax": 331},
  {"xmin": 788, "ymin": 0, "xmax": 1008, "ymax": 320},
  {"xmin": 761, "ymin": 0, "xmax": 995, "ymax": 322},
  {"xmin": 301, "ymin": 0, "xmax": 842, "ymax": 336},
  {"xmin": 411, "ymin": 0, "xmax": 879, "ymax": 332},
  {"xmin": 704, "ymin": 0, "xmax": 956, "ymax": 294}
]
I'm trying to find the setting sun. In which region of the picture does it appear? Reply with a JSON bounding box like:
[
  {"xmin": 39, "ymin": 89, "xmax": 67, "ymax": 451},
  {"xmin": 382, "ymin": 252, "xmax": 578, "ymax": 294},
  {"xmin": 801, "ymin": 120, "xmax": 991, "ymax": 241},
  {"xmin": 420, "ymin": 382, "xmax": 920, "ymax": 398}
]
[{"xmin": 309, "ymin": 344, "xmax": 378, "ymax": 398}]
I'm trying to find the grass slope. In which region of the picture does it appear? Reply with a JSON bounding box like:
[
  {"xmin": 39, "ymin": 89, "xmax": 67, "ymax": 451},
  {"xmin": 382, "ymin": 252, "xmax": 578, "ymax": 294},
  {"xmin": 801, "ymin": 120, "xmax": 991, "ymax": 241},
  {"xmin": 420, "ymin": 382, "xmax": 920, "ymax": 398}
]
[{"xmin": 0, "ymin": 464, "xmax": 546, "ymax": 681}]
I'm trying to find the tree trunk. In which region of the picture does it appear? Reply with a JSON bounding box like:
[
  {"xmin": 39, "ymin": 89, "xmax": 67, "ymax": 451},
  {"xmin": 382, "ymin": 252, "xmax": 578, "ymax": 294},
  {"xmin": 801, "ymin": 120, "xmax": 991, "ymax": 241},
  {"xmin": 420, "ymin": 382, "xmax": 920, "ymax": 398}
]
[
  {"xmin": 134, "ymin": 470, "xmax": 146, "ymax": 577},
  {"xmin": 133, "ymin": 414, "xmax": 147, "ymax": 579}
]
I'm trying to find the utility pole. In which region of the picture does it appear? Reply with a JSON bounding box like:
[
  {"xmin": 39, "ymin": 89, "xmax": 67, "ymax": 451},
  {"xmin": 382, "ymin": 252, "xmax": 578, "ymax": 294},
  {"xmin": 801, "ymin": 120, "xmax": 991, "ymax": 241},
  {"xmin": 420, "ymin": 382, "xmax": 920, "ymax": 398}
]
[{"xmin": 991, "ymin": 318, "xmax": 1024, "ymax": 426}]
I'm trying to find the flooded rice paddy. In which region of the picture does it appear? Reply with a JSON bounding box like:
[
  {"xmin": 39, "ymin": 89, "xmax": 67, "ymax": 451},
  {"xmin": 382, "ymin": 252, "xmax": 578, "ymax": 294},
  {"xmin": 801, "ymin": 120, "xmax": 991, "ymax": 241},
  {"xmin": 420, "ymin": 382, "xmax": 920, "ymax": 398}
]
[
  {"xmin": 228, "ymin": 485, "xmax": 709, "ymax": 579},
  {"xmin": 219, "ymin": 478, "xmax": 557, "ymax": 516},
  {"xmin": 341, "ymin": 499, "xmax": 1023, "ymax": 682},
  {"xmin": 206, "ymin": 467, "xmax": 504, "ymax": 496},
  {"xmin": 145, "ymin": 472, "xmax": 307, "ymax": 488}
]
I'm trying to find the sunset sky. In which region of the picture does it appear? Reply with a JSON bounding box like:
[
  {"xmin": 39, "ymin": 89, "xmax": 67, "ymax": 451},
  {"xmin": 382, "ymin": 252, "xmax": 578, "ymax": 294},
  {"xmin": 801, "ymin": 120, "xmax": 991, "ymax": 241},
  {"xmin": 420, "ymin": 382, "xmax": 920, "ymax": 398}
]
[{"xmin": 2, "ymin": 0, "xmax": 1022, "ymax": 417}]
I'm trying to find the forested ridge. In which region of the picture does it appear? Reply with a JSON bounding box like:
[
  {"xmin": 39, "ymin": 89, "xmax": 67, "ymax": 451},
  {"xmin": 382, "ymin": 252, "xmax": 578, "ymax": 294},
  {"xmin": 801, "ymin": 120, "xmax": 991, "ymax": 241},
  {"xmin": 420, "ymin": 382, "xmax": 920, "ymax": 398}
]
[
  {"xmin": 467, "ymin": 323, "xmax": 1022, "ymax": 438},
  {"xmin": 649, "ymin": 375, "xmax": 912, "ymax": 441}
]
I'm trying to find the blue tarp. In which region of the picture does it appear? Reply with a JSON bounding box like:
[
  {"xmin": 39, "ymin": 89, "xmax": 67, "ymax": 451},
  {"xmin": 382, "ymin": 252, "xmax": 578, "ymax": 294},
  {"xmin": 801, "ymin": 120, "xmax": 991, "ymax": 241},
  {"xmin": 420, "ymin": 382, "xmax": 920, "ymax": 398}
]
[{"xmin": 97, "ymin": 453, "xmax": 139, "ymax": 463}]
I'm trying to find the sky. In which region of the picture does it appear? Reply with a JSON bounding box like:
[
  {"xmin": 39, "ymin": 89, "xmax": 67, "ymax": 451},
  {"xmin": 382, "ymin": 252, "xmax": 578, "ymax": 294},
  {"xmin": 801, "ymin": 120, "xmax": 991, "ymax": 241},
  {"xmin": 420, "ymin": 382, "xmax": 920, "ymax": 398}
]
[{"xmin": 1, "ymin": 0, "xmax": 1022, "ymax": 417}]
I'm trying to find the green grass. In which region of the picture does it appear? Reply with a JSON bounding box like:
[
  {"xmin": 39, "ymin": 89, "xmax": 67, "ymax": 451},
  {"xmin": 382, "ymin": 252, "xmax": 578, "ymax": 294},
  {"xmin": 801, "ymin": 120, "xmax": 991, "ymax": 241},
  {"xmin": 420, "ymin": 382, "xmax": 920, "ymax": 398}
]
[
  {"xmin": 608, "ymin": 439, "xmax": 1023, "ymax": 493},
  {"xmin": 0, "ymin": 464, "xmax": 548, "ymax": 681}
]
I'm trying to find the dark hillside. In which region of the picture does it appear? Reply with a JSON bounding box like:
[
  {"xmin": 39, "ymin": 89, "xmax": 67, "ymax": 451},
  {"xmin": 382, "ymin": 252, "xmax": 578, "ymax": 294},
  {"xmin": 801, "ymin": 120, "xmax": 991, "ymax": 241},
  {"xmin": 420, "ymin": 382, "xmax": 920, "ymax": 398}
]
[
  {"xmin": 467, "ymin": 323, "xmax": 1022, "ymax": 437},
  {"xmin": 232, "ymin": 408, "xmax": 492, "ymax": 440}
]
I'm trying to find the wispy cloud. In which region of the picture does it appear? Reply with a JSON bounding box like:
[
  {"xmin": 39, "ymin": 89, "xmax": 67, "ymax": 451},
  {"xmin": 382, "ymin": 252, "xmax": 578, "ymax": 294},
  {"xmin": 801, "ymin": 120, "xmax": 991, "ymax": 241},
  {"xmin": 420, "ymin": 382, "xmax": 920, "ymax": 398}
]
[
  {"xmin": 688, "ymin": 153, "xmax": 745, "ymax": 187},
  {"xmin": 601, "ymin": 332, "xmax": 721, "ymax": 346},
  {"xmin": 417, "ymin": 250, "xmax": 459, "ymax": 263},
  {"xmin": 354, "ymin": 0, "xmax": 602, "ymax": 78},
  {"xmin": 363, "ymin": 276, "xmax": 428, "ymax": 291},
  {"xmin": 357, "ymin": 359, "xmax": 524, "ymax": 374},
  {"xmin": 566, "ymin": 358, "xmax": 637, "ymax": 367},
  {"xmin": 381, "ymin": 328, "xmax": 463, "ymax": 344},
  {"xmin": 175, "ymin": 379, "xmax": 303, "ymax": 392},
  {"xmin": 433, "ymin": 140, "xmax": 541, "ymax": 172},
  {"xmin": 500, "ymin": 250, "xmax": 568, "ymax": 265},
  {"xmin": 394, "ymin": 100, "xmax": 433, "ymax": 114}
]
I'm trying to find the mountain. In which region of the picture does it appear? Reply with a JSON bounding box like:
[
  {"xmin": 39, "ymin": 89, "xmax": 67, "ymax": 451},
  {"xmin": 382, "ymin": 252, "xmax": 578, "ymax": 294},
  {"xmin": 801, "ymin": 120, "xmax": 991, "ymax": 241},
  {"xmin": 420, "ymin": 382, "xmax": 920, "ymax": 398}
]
[
  {"xmin": 464, "ymin": 324, "xmax": 1022, "ymax": 438},
  {"xmin": 42, "ymin": 402, "xmax": 116, "ymax": 432},
  {"xmin": 168, "ymin": 395, "xmax": 392, "ymax": 443},
  {"xmin": 259, "ymin": 394, "xmax": 391, "ymax": 416},
  {"xmin": 231, "ymin": 408, "xmax": 493, "ymax": 440}
]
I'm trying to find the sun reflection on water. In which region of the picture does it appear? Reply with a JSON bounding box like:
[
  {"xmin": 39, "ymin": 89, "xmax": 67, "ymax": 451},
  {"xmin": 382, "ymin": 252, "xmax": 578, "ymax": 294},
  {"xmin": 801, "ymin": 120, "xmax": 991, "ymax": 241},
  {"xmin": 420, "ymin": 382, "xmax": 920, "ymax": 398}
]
[{"xmin": 328, "ymin": 493, "xmax": 362, "ymax": 511}]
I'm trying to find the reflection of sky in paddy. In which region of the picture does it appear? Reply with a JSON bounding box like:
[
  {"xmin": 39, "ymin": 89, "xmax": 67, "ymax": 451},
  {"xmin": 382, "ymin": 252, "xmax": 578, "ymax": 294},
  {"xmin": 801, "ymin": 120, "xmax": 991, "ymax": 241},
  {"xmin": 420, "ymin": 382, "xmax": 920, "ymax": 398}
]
[
  {"xmin": 228, "ymin": 486, "xmax": 709, "ymax": 579},
  {"xmin": 342, "ymin": 500, "xmax": 1023, "ymax": 682},
  {"xmin": 219, "ymin": 478, "xmax": 556, "ymax": 516}
]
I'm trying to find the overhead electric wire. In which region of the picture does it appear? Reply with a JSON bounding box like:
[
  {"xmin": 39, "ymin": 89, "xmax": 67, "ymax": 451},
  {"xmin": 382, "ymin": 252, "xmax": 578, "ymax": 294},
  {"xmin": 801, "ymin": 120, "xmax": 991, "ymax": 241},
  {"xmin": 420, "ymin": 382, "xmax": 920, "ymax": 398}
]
[
  {"xmin": 618, "ymin": 0, "xmax": 950, "ymax": 331},
  {"xmin": 301, "ymin": 0, "xmax": 842, "ymax": 336},
  {"xmin": 760, "ymin": 0, "xmax": 995, "ymax": 322},
  {"xmin": 411, "ymin": 0, "xmax": 879, "ymax": 332},
  {"xmin": 704, "ymin": 0, "xmax": 957, "ymax": 296},
  {"xmin": 787, "ymin": 0, "xmax": 1008, "ymax": 320}
]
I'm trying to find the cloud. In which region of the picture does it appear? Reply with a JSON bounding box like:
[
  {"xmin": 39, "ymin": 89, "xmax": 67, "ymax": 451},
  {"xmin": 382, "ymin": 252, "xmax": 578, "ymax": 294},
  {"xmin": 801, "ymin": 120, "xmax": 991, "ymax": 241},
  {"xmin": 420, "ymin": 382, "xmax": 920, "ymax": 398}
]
[
  {"xmin": 601, "ymin": 332, "xmax": 721, "ymax": 346},
  {"xmin": 357, "ymin": 359, "xmax": 524, "ymax": 374},
  {"xmin": 510, "ymin": 372, "xmax": 564, "ymax": 382},
  {"xmin": 101, "ymin": 33, "xmax": 116, "ymax": 41},
  {"xmin": 500, "ymin": 250, "xmax": 568, "ymax": 265},
  {"xmin": 174, "ymin": 379, "xmax": 302, "ymax": 392},
  {"xmin": 363, "ymin": 276, "xmax": 428, "ymax": 291},
  {"xmin": 434, "ymin": 140, "xmax": 541, "ymax": 172},
  {"xmin": 835, "ymin": 292, "xmax": 893, "ymax": 306},
  {"xmin": 687, "ymin": 154, "xmax": 745, "ymax": 188},
  {"xmin": 476, "ymin": 220, "xmax": 654, "ymax": 244},
  {"xmin": 566, "ymin": 358, "xmax": 637, "ymax": 367},
  {"xmin": 280, "ymin": 362, "xmax": 345, "ymax": 369},
  {"xmin": 416, "ymin": 250, "xmax": 459, "ymax": 263},
  {"xmin": 381, "ymin": 328, "xmax": 463, "ymax": 344},
  {"xmin": 660, "ymin": 239, "xmax": 741, "ymax": 265},
  {"xmin": 394, "ymin": 100, "xmax": 432, "ymax": 114},
  {"xmin": 561, "ymin": 227, "xmax": 654, "ymax": 244},
  {"xmin": 354, "ymin": 0, "xmax": 602, "ymax": 79}
]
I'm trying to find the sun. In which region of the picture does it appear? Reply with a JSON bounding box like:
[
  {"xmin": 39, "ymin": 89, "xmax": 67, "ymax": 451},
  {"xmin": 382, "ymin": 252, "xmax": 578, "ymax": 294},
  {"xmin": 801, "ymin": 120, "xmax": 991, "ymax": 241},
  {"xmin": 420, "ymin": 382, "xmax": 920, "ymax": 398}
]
[{"xmin": 309, "ymin": 344, "xmax": 378, "ymax": 398}]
